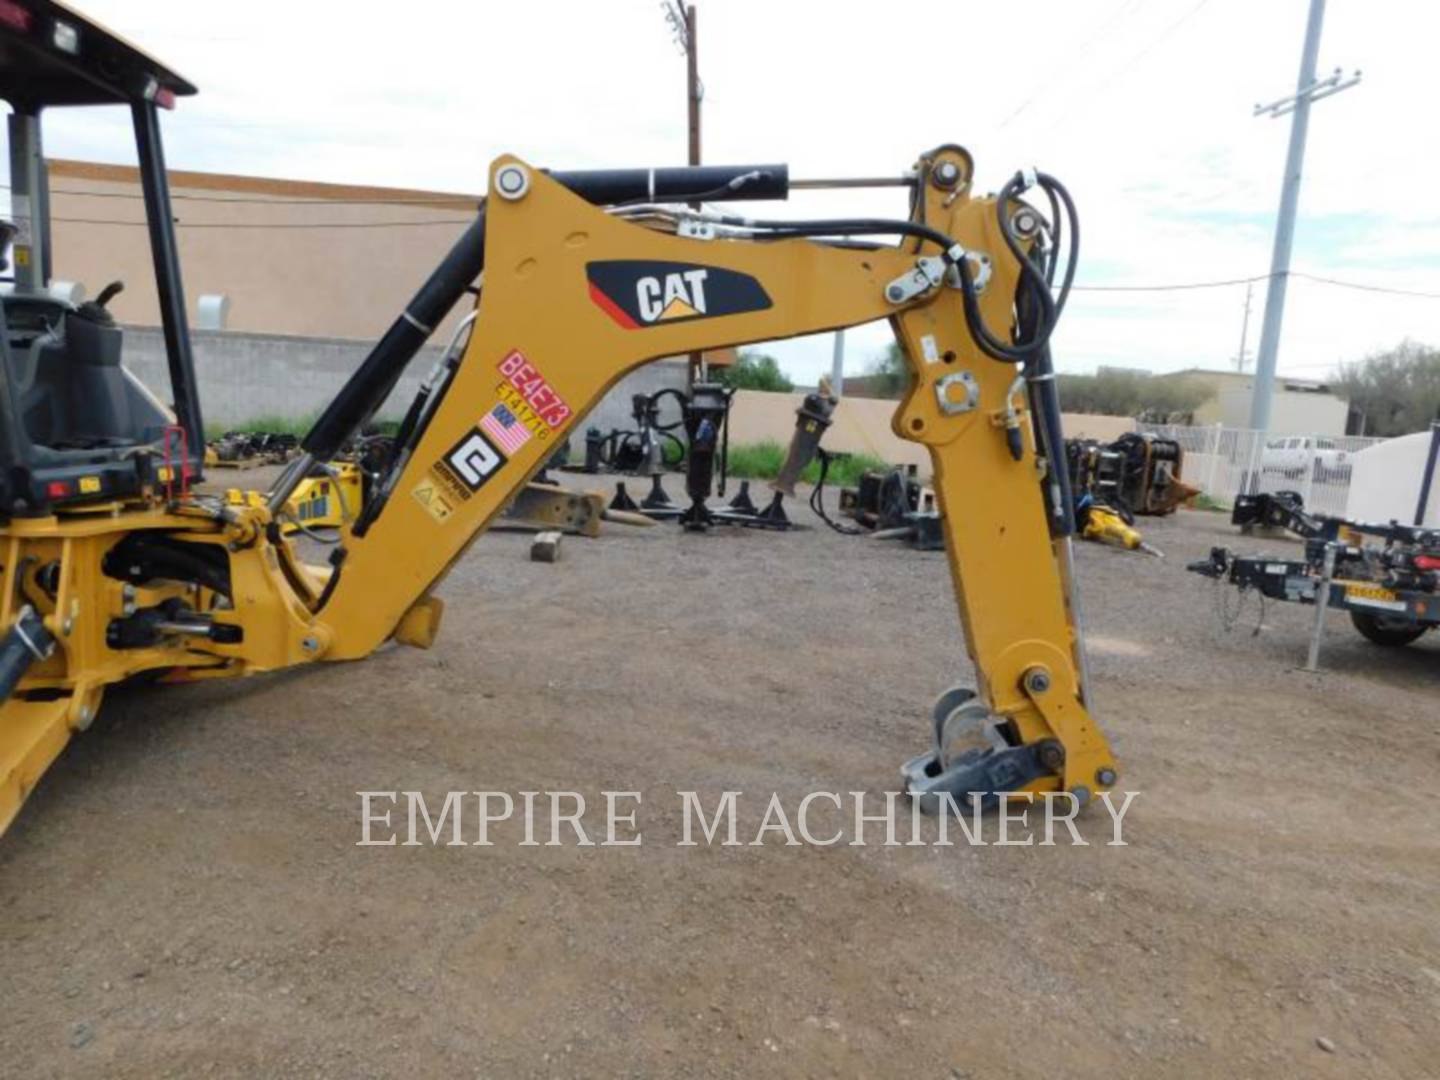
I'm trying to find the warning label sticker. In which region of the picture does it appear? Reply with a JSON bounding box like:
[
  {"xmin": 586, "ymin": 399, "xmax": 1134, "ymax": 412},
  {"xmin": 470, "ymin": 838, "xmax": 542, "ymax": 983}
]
[{"xmin": 411, "ymin": 476, "xmax": 455, "ymax": 523}]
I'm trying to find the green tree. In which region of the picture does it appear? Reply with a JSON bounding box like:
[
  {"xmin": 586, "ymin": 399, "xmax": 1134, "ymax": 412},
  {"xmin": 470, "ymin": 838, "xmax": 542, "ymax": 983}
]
[
  {"xmin": 864, "ymin": 343, "xmax": 911, "ymax": 398},
  {"xmin": 1334, "ymin": 340, "xmax": 1440, "ymax": 436},
  {"xmin": 715, "ymin": 350, "xmax": 794, "ymax": 392},
  {"xmin": 1055, "ymin": 370, "xmax": 1206, "ymax": 421}
]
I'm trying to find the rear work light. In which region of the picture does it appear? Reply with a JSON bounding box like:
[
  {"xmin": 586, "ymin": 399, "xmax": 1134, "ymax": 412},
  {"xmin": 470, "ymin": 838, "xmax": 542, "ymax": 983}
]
[
  {"xmin": 0, "ymin": 0, "xmax": 32, "ymax": 33},
  {"xmin": 51, "ymin": 18, "xmax": 77, "ymax": 53}
]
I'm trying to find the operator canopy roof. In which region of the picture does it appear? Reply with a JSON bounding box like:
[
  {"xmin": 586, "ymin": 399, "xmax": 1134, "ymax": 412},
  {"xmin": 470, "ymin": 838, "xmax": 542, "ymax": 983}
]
[{"xmin": 0, "ymin": 0, "xmax": 195, "ymax": 111}]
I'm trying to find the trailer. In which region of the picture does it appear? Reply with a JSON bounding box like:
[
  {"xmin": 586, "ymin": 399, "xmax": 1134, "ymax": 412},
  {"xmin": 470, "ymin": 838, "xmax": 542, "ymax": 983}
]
[{"xmin": 1190, "ymin": 502, "xmax": 1440, "ymax": 668}]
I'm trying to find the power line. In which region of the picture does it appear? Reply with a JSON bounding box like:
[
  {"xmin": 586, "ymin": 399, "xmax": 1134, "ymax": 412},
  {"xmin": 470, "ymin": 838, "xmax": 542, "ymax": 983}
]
[
  {"xmin": 1036, "ymin": 0, "xmax": 1212, "ymax": 134},
  {"xmin": 1073, "ymin": 274, "xmax": 1267, "ymax": 293},
  {"xmin": 997, "ymin": 0, "xmax": 1143, "ymax": 130},
  {"xmin": 20, "ymin": 205, "xmax": 1440, "ymax": 293},
  {"xmin": 1292, "ymin": 272, "xmax": 1440, "ymax": 300},
  {"xmin": 0, "ymin": 181, "xmax": 476, "ymax": 208},
  {"xmin": 1074, "ymin": 271, "xmax": 1440, "ymax": 300}
]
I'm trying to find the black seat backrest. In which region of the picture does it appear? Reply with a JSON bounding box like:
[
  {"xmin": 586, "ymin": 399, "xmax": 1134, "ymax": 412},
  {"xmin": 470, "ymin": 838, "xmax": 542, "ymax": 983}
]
[
  {"xmin": 0, "ymin": 294, "xmax": 173, "ymax": 515},
  {"xmin": 0, "ymin": 300, "xmax": 33, "ymax": 489}
]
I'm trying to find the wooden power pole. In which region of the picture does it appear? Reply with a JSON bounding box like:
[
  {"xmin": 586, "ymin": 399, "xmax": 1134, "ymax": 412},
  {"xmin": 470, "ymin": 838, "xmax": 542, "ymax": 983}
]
[
  {"xmin": 665, "ymin": 2, "xmax": 705, "ymax": 384},
  {"xmin": 686, "ymin": 5, "xmax": 700, "ymax": 172}
]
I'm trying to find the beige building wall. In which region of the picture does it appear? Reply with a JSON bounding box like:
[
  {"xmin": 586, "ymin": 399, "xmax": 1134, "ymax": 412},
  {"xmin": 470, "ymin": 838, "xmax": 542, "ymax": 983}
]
[
  {"xmin": 46, "ymin": 159, "xmax": 481, "ymax": 341},
  {"xmin": 728, "ymin": 389, "xmax": 1133, "ymax": 478},
  {"xmin": 1214, "ymin": 385, "xmax": 1348, "ymax": 434},
  {"xmin": 1166, "ymin": 368, "xmax": 1349, "ymax": 435}
]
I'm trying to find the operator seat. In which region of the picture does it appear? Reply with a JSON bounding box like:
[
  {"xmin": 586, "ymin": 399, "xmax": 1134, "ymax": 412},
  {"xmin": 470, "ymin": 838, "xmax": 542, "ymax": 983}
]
[{"xmin": 0, "ymin": 275, "xmax": 175, "ymax": 515}]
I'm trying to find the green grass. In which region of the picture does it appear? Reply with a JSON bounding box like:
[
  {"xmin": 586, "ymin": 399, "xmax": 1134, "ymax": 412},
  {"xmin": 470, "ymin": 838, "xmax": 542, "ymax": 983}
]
[
  {"xmin": 724, "ymin": 440, "xmax": 892, "ymax": 488},
  {"xmin": 1190, "ymin": 492, "xmax": 1230, "ymax": 512},
  {"xmin": 204, "ymin": 414, "xmax": 315, "ymax": 441},
  {"xmin": 204, "ymin": 414, "xmax": 400, "ymax": 442}
]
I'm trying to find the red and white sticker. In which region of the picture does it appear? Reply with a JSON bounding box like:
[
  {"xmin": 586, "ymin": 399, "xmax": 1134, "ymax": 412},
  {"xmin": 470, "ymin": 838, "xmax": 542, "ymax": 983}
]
[{"xmin": 497, "ymin": 349, "xmax": 571, "ymax": 429}]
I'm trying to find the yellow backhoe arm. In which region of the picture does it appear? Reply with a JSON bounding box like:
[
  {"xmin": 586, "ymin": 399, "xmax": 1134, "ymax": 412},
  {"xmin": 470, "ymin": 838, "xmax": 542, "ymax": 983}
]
[{"xmin": 0, "ymin": 145, "xmax": 1117, "ymax": 836}]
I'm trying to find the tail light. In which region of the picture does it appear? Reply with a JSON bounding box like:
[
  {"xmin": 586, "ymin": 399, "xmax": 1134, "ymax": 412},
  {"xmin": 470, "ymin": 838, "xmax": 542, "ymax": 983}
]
[{"xmin": 0, "ymin": 1, "xmax": 32, "ymax": 33}]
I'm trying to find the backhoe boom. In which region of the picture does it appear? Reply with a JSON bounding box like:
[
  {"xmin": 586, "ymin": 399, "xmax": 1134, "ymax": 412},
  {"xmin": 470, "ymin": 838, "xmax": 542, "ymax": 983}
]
[{"xmin": 0, "ymin": 146, "xmax": 1118, "ymax": 835}]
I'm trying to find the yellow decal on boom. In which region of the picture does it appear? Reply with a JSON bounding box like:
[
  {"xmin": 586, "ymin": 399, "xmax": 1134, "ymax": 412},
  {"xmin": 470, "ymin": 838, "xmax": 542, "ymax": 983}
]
[{"xmin": 411, "ymin": 475, "xmax": 455, "ymax": 523}]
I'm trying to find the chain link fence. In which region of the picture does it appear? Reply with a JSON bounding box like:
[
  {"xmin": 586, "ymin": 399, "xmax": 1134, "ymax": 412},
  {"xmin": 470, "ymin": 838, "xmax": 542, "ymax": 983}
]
[{"xmin": 1137, "ymin": 423, "xmax": 1385, "ymax": 517}]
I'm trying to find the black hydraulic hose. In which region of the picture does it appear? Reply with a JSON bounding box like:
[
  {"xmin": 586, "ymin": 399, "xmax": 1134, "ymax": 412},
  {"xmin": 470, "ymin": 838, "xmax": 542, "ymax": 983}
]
[
  {"xmin": 0, "ymin": 605, "xmax": 54, "ymax": 702},
  {"xmin": 1029, "ymin": 352, "xmax": 1077, "ymax": 538},
  {"xmin": 728, "ymin": 205, "xmax": 1068, "ymax": 366},
  {"xmin": 108, "ymin": 535, "xmax": 233, "ymax": 597},
  {"xmin": 718, "ymin": 388, "xmax": 733, "ymax": 498},
  {"xmin": 647, "ymin": 387, "xmax": 688, "ymax": 432},
  {"xmin": 718, "ymin": 215, "xmax": 958, "ymax": 251},
  {"xmin": 995, "ymin": 171, "xmax": 1078, "ymax": 322},
  {"xmin": 1016, "ymin": 272, "xmax": 1077, "ymax": 538},
  {"xmin": 810, "ymin": 452, "xmax": 865, "ymax": 535},
  {"xmin": 303, "ymin": 208, "xmax": 488, "ymax": 462}
]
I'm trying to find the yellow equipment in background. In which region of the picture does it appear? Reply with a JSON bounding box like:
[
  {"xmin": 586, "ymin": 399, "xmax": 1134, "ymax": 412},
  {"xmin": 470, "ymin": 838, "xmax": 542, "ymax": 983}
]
[
  {"xmin": 280, "ymin": 465, "xmax": 363, "ymax": 533},
  {"xmin": 219, "ymin": 464, "xmax": 363, "ymax": 535},
  {"xmin": 1077, "ymin": 498, "xmax": 1164, "ymax": 558}
]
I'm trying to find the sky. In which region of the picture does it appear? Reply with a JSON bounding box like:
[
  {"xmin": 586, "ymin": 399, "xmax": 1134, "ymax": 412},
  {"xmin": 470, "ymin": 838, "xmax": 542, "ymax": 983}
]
[{"xmin": 19, "ymin": 0, "xmax": 1440, "ymax": 386}]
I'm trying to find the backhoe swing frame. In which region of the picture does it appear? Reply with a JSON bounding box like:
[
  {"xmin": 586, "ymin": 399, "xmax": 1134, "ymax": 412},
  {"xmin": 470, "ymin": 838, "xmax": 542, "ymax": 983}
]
[{"xmin": 0, "ymin": 147, "xmax": 1118, "ymax": 835}]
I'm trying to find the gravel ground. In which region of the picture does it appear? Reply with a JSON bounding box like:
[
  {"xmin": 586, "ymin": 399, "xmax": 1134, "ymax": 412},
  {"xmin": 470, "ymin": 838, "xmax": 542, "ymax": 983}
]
[{"xmin": 1, "ymin": 474, "xmax": 1437, "ymax": 1078}]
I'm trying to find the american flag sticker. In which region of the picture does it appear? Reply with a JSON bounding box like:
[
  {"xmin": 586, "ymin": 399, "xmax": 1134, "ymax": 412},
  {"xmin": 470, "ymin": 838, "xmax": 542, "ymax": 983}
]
[{"xmin": 480, "ymin": 402, "xmax": 532, "ymax": 455}]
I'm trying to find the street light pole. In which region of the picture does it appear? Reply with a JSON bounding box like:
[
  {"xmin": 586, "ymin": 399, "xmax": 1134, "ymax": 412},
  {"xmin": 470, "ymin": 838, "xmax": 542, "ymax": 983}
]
[{"xmin": 1247, "ymin": 0, "xmax": 1360, "ymax": 433}]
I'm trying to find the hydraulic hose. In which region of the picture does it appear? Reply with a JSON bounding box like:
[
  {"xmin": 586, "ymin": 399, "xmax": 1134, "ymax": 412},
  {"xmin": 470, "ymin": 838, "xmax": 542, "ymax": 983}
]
[
  {"xmin": 0, "ymin": 605, "xmax": 54, "ymax": 702},
  {"xmin": 717, "ymin": 172, "xmax": 1079, "ymax": 368},
  {"xmin": 301, "ymin": 209, "xmax": 487, "ymax": 464}
]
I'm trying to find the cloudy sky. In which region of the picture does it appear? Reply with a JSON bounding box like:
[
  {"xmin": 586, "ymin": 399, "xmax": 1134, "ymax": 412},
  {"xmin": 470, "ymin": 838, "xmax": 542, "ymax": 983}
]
[{"xmin": 25, "ymin": 0, "xmax": 1440, "ymax": 385}]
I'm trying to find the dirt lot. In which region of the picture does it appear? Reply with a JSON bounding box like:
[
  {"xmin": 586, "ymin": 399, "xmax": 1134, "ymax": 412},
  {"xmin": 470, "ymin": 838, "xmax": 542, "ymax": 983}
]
[{"xmin": 2, "ymin": 476, "xmax": 1438, "ymax": 1078}]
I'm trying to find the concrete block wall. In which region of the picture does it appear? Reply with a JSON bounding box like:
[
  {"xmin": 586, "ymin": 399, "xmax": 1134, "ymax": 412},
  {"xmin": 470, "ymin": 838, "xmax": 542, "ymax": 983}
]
[{"xmin": 119, "ymin": 326, "xmax": 688, "ymax": 442}]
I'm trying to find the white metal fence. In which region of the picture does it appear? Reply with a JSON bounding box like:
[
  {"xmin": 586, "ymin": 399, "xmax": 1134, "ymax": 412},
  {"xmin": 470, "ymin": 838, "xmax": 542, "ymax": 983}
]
[{"xmin": 1137, "ymin": 423, "xmax": 1385, "ymax": 517}]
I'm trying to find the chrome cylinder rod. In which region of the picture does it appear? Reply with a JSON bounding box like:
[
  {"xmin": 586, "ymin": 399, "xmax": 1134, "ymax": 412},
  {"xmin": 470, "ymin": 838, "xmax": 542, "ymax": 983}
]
[{"xmin": 789, "ymin": 175, "xmax": 916, "ymax": 190}]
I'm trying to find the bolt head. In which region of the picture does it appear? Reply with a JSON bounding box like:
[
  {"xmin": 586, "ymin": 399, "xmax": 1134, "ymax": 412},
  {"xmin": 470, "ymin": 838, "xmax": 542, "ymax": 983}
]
[
  {"xmin": 301, "ymin": 636, "xmax": 319, "ymax": 653},
  {"xmin": 932, "ymin": 160, "xmax": 961, "ymax": 189},
  {"xmin": 886, "ymin": 284, "xmax": 905, "ymax": 302},
  {"xmin": 1026, "ymin": 670, "xmax": 1052, "ymax": 694},
  {"xmin": 1097, "ymin": 767, "xmax": 1118, "ymax": 787}
]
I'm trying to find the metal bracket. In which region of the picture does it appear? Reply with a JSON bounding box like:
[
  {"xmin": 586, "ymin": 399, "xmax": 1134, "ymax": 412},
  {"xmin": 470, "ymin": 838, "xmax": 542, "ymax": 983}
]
[
  {"xmin": 677, "ymin": 217, "xmax": 718, "ymax": 241},
  {"xmin": 934, "ymin": 371, "xmax": 979, "ymax": 415},
  {"xmin": 885, "ymin": 251, "xmax": 991, "ymax": 305},
  {"xmin": 885, "ymin": 255, "xmax": 947, "ymax": 304},
  {"xmin": 951, "ymin": 251, "xmax": 992, "ymax": 294}
]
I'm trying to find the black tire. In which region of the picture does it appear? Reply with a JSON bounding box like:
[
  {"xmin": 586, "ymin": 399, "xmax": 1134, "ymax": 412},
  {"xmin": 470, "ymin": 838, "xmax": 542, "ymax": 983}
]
[{"xmin": 1350, "ymin": 610, "xmax": 1427, "ymax": 647}]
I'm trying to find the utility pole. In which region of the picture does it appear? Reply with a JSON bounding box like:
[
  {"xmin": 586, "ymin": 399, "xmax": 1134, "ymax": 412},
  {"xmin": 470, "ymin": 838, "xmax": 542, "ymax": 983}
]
[
  {"xmin": 830, "ymin": 330, "xmax": 845, "ymax": 399},
  {"xmin": 663, "ymin": 1, "xmax": 705, "ymax": 383},
  {"xmin": 685, "ymin": 4, "xmax": 700, "ymax": 175},
  {"xmin": 1247, "ymin": 0, "xmax": 1360, "ymax": 433},
  {"xmin": 1235, "ymin": 282, "xmax": 1253, "ymax": 373}
]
